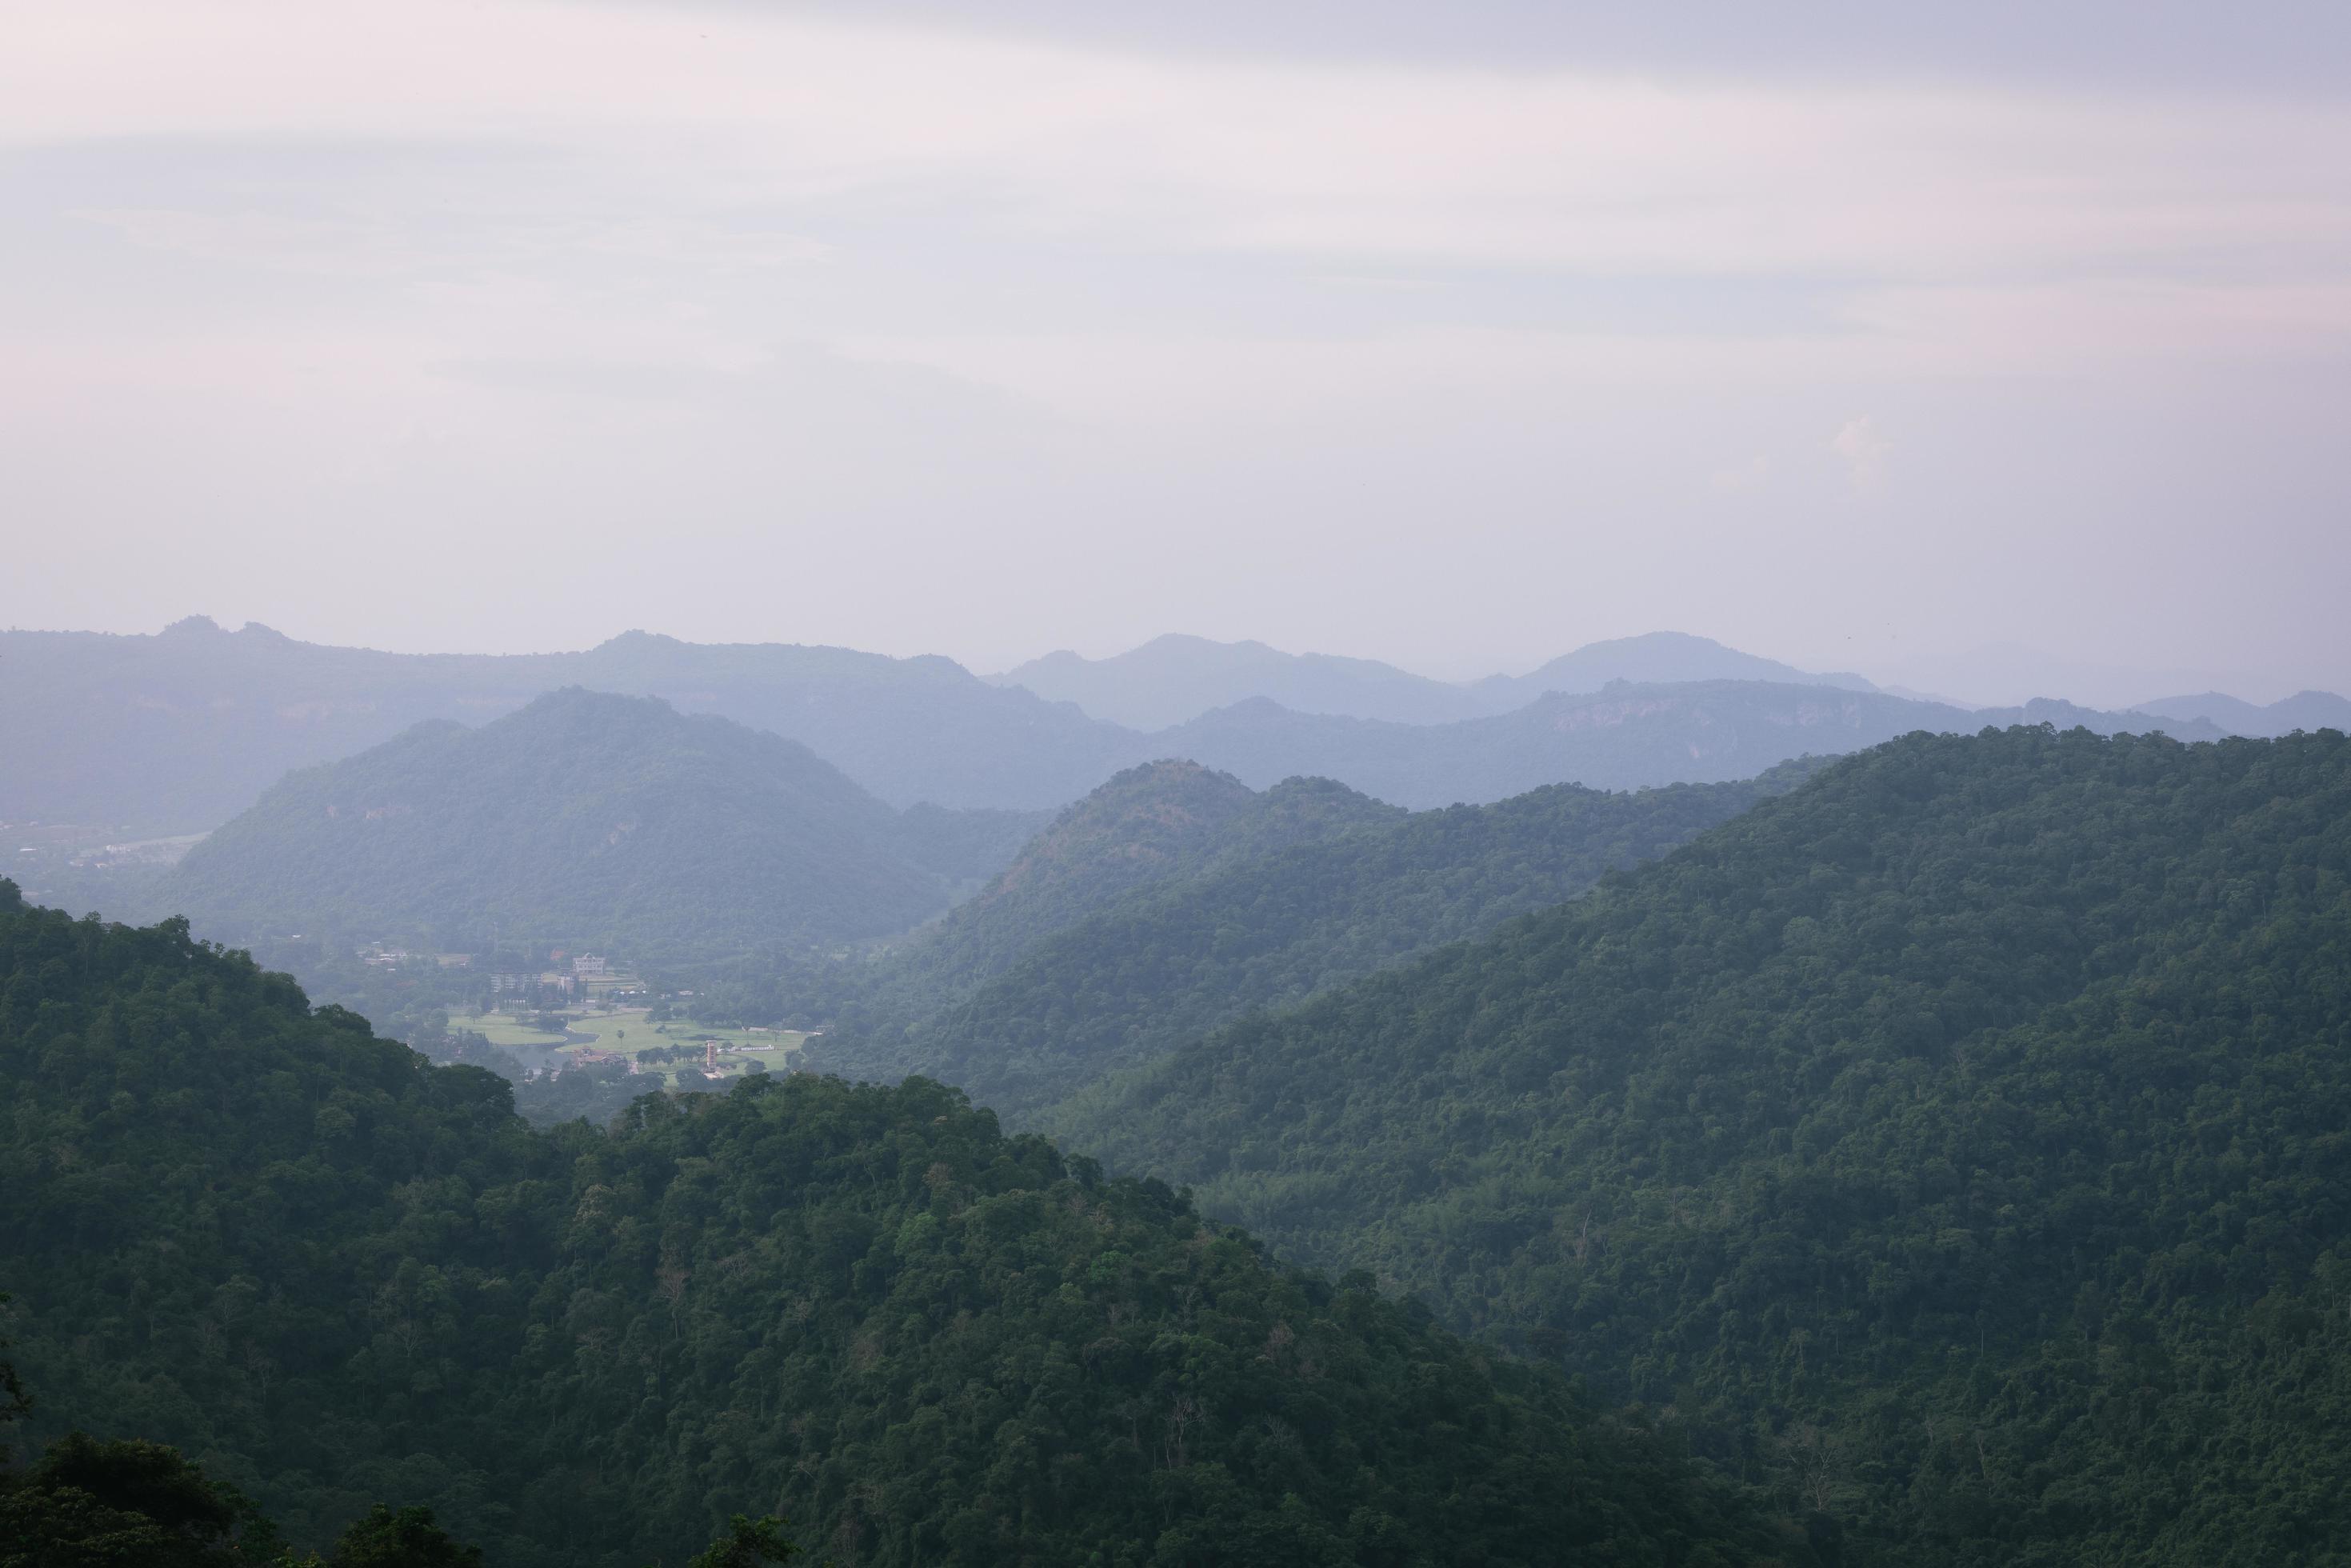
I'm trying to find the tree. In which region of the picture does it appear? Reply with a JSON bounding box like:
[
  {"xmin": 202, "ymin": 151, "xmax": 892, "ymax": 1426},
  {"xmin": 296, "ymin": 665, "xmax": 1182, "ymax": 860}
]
[
  {"xmin": 327, "ymin": 1504, "xmax": 483, "ymax": 1568},
  {"xmin": 685, "ymin": 1514, "xmax": 798, "ymax": 1568},
  {"xmin": 0, "ymin": 1291, "xmax": 29, "ymax": 1458},
  {"xmin": 0, "ymin": 1433, "xmax": 282, "ymax": 1568}
]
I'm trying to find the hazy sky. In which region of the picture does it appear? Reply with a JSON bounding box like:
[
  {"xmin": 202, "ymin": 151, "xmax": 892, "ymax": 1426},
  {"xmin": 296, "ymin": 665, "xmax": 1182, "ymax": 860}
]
[{"xmin": 4, "ymin": 1, "xmax": 2348, "ymax": 702}]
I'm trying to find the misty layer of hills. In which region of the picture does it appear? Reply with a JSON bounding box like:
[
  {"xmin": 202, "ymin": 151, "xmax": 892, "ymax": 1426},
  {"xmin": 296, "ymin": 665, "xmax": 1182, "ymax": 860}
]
[
  {"xmin": 0, "ymin": 617, "xmax": 1130, "ymax": 830},
  {"xmin": 1, "ymin": 619, "xmax": 2277, "ymax": 841},
  {"xmin": 2137, "ymin": 688, "xmax": 2351, "ymax": 737},
  {"xmin": 994, "ymin": 629, "xmax": 1877, "ymax": 729},
  {"xmin": 1150, "ymin": 679, "xmax": 2223, "ymax": 807},
  {"xmin": 155, "ymin": 689, "xmax": 1042, "ymax": 958}
]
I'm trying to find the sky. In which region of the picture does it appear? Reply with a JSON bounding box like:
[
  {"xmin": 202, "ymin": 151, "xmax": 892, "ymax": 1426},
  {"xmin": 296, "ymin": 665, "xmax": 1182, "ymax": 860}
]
[{"xmin": 3, "ymin": 0, "xmax": 2348, "ymax": 704}]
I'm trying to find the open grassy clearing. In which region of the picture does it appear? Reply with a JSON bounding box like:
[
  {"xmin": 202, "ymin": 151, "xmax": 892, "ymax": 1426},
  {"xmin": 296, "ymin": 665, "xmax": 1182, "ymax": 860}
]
[
  {"xmin": 446, "ymin": 1010, "xmax": 570, "ymax": 1048},
  {"xmin": 594, "ymin": 1014, "xmax": 810, "ymax": 1085},
  {"xmin": 452, "ymin": 1006, "xmax": 810, "ymax": 1086}
]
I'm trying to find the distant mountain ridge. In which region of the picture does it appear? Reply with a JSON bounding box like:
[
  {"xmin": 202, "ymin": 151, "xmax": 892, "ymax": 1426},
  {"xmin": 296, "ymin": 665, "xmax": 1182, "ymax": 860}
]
[
  {"xmin": 994, "ymin": 633, "xmax": 1489, "ymax": 728},
  {"xmin": 3, "ymin": 618, "xmax": 2253, "ymax": 838},
  {"xmin": 1467, "ymin": 630, "xmax": 1877, "ymax": 710},
  {"xmin": 995, "ymin": 627, "xmax": 1874, "ymax": 730},
  {"xmin": 2137, "ymin": 688, "xmax": 2351, "ymax": 738},
  {"xmin": 1149, "ymin": 679, "xmax": 2225, "ymax": 810},
  {"xmin": 0, "ymin": 617, "xmax": 1134, "ymax": 831},
  {"xmin": 156, "ymin": 688, "xmax": 1027, "ymax": 958}
]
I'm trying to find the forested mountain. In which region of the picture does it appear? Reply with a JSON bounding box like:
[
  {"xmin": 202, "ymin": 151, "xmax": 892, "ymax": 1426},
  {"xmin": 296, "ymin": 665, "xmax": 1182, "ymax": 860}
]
[
  {"xmin": 156, "ymin": 689, "xmax": 1022, "ymax": 959},
  {"xmin": 1467, "ymin": 632, "xmax": 1875, "ymax": 710},
  {"xmin": 820, "ymin": 761, "xmax": 1828, "ymax": 1121},
  {"xmin": 994, "ymin": 634, "xmax": 1487, "ymax": 727},
  {"xmin": 0, "ymin": 883, "xmax": 1810, "ymax": 1566},
  {"xmin": 1154, "ymin": 680, "xmax": 2222, "ymax": 809},
  {"xmin": 1064, "ymin": 725, "xmax": 2351, "ymax": 1566},
  {"xmin": 0, "ymin": 618, "xmax": 1134, "ymax": 832},
  {"xmin": 2137, "ymin": 688, "xmax": 2351, "ymax": 738},
  {"xmin": 869, "ymin": 760, "xmax": 1404, "ymax": 1002}
]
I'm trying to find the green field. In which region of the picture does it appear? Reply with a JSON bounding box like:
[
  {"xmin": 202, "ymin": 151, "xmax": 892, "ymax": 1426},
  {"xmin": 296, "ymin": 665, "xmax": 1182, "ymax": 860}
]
[
  {"xmin": 446, "ymin": 1010, "xmax": 571, "ymax": 1048},
  {"xmin": 451, "ymin": 1007, "xmax": 810, "ymax": 1086}
]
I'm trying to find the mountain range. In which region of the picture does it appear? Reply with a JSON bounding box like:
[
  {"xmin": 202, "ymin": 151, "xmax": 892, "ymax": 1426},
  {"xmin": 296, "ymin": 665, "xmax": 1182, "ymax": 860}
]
[
  {"xmin": 154, "ymin": 688, "xmax": 1040, "ymax": 958},
  {"xmin": 12, "ymin": 648, "xmax": 2351, "ymax": 1565},
  {"xmin": 0, "ymin": 618, "xmax": 1130, "ymax": 832},
  {"xmin": 815, "ymin": 755, "xmax": 1832, "ymax": 1119},
  {"xmin": 1147, "ymin": 679, "xmax": 2224, "ymax": 809},
  {"xmin": 1, "ymin": 619, "xmax": 2313, "ymax": 849},
  {"xmin": 1057, "ymin": 724, "xmax": 2351, "ymax": 1565},
  {"xmin": 994, "ymin": 629, "xmax": 1874, "ymax": 729},
  {"xmin": 2136, "ymin": 688, "xmax": 2351, "ymax": 738}
]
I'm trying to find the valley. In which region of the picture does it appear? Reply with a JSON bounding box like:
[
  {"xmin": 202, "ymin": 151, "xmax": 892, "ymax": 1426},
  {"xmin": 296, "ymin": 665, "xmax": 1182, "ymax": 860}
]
[{"xmin": 6, "ymin": 628, "xmax": 2347, "ymax": 1566}]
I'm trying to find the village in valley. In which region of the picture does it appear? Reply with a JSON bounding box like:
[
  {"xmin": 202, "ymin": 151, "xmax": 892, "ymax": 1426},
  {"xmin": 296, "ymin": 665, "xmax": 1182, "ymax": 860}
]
[{"xmin": 365, "ymin": 944, "xmax": 812, "ymax": 1088}]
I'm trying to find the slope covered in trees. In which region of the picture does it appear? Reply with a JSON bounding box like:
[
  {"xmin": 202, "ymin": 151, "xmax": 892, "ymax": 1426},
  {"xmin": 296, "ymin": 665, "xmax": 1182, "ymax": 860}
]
[
  {"xmin": 0, "ymin": 882, "xmax": 1809, "ymax": 1566},
  {"xmin": 870, "ymin": 760, "xmax": 1404, "ymax": 1001},
  {"xmin": 821, "ymin": 762, "xmax": 1827, "ymax": 1121},
  {"xmin": 156, "ymin": 689, "xmax": 1020, "ymax": 960},
  {"xmin": 1064, "ymin": 725, "xmax": 2351, "ymax": 1566}
]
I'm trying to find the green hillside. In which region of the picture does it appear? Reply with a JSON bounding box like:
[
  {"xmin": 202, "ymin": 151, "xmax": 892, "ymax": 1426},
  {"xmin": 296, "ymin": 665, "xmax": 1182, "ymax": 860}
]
[
  {"xmin": 871, "ymin": 760, "xmax": 1405, "ymax": 999},
  {"xmin": 0, "ymin": 882, "xmax": 1808, "ymax": 1566},
  {"xmin": 156, "ymin": 689, "xmax": 998, "ymax": 960},
  {"xmin": 824, "ymin": 762, "xmax": 1826, "ymax": 1121},
  {"xmin": 1064, "ymin": 726, "xmax": 2351, "ymax": 1565}
]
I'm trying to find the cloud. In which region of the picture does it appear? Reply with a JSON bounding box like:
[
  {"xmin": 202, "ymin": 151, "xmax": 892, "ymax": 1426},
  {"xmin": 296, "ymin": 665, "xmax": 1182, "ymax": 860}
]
[
  {"xmin": 71, "ymin": 206, "xmax": 829, "ymax": 279},
  {"xmin": 9, "ymin": 2, "xmax": 2351, "ymax": 285},
  {"xmin": 3, "ymin": 0, "xmax": 2349, "ymax": 692},
  {"xmin": 1829, "ymin": 417, "xmax": 1889, "ymax": 490},
  {"xmin": 1711, "ymin": 454, "xmax": 1773, "ymax": 494}
]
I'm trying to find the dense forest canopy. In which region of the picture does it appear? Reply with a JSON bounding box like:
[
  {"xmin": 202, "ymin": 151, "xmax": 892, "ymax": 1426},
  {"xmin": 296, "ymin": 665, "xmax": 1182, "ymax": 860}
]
[
  {"xmin": 153, "ymin": 688, "xmax": 1030, "ymax": 961},
  {"xmin": 0, "ymin": 881, "xmax": 1809, "ymax": 1566},
  {"xmin": 819, "ymin": 760, "xmax": 1830, "ymax": 1122},
  {"xmin": 1062, "ymin": 725, "xmax": 2351, "ymax": 1566},
  {"xmin": 860, "ymin": 760, "xmax": 1404, "ymax": 1004}
]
